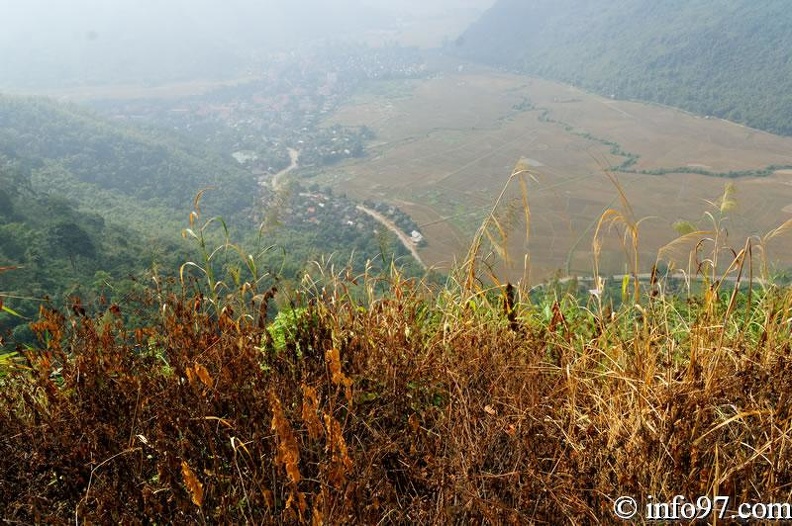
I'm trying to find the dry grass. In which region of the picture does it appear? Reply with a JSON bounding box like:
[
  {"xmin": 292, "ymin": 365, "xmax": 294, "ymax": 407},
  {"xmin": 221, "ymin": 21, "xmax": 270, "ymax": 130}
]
[{"xmin": 4, "ymin": 183, "xmax": 792, "ymax": 524}]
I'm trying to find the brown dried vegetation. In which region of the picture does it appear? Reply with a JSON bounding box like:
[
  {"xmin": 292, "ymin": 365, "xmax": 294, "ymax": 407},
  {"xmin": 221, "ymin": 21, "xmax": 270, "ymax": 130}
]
[
  {"xmin": 4, "ymin": 183, "xmax": 792, "ymax": 523},
  {"xmin": 3, "ymin": 266, "xmax": 792, "ymax": 524}
]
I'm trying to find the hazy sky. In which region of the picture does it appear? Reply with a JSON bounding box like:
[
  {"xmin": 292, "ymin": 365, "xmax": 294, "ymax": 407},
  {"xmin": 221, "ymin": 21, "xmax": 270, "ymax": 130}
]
[
  {"xmin": 0, "ymin": 1, "xmax": 497, "ymax": 45},
  {"xmin": 0, "ymin": 0, "xmax": 496, "ymax": 88}
]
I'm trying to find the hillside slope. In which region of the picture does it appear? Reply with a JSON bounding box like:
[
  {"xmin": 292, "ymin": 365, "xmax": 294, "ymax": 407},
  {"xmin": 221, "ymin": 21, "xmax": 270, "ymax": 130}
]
[
  {"xmin": 0, "ymin": 95, "xmax": 256, "ymax": 217},
  {"xmin": 0, "ymin": 95, "xmax": 254, "ymax": 340},
  {"xmin": 454, "ymin": 0, "xmax": 792, "ymax": 135}
]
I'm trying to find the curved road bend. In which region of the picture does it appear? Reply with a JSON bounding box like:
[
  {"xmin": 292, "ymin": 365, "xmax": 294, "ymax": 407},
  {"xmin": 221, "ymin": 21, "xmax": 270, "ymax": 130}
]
[
  {"xmin": 356, "ymin": 205, "xmax": 427, "ymax": 269},
  {"xmin": 263, "ymin": 147, "xmax": 300, "ymax": 190},
  {"xmin": 261, "ymin": 151, "xmax": 427, "ymax": 270}
]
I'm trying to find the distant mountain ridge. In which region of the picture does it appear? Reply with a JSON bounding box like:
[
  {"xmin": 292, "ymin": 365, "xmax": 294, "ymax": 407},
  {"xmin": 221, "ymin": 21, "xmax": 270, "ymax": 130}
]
[{"xmin": 454, "ymin": 0, "xmax": 792, "ymax": 135}]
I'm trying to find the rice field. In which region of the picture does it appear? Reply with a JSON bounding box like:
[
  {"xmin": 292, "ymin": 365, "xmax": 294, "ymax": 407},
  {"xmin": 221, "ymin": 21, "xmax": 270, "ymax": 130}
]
[{"xmin": 321, "ymin": 68, "xmax": 792, "ymax": 281}]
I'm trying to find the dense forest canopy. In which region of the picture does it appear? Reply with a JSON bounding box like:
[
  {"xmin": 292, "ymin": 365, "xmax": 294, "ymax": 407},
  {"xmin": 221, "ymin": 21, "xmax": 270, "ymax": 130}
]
[
  {"xmin": 454, "ymin": 0, "xmax": 792, "ymax": 135},
  {"xmin": 0, "ymin": 153, "xmax": 182, "ymax": 341}
]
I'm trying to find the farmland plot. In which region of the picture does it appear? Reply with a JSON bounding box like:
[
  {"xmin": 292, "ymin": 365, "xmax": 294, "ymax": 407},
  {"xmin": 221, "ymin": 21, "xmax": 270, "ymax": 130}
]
[{"xmin": 320, "ymin": 69, "xmax": 792, "ymax": 281}]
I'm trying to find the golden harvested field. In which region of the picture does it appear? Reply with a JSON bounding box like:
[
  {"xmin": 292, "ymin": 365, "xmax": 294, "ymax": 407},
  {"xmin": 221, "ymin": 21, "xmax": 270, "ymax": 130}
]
[{"xmin": 320, "ymin": 68, "xmax": 792, "ymax": 281}]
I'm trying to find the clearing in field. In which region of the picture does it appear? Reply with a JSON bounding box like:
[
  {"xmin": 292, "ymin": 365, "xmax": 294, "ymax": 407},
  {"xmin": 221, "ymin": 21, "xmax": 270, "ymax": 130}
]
[{"xmin": 318, "ymin": 67, "xmax": 792, "ymax": 281}]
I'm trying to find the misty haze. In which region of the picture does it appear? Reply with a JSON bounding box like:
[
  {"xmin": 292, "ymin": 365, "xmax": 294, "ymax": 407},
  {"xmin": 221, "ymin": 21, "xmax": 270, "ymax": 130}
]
[{"xmin": 3, "ymin": 1, "xmax": 792, "ymax": 522}]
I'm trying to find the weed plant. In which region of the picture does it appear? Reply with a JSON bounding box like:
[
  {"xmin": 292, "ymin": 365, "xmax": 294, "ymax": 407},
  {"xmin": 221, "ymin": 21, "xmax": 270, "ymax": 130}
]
[{"xmin": 3, "ymin": 174, "xmax": 792, "ymax": 523}]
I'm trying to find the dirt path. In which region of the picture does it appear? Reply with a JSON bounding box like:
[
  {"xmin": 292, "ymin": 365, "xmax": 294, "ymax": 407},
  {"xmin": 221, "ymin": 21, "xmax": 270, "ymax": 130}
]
[{"xmin": 356, "ymin": 205, "xmax": 427, "ymax": 269}]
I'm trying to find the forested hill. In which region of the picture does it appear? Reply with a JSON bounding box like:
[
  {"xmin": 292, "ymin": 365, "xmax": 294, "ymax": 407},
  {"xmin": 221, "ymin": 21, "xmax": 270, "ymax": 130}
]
[
  {"xmin": 0, "ymin": 95, "xmax": 256, "ymax": 218},
  {"xmin": 454, "ymin": 0, "xmax": 792, "ymax": 135},
  {"xmin": 0, "ymin": 95, "xmax": 255, "ymax": 341}
]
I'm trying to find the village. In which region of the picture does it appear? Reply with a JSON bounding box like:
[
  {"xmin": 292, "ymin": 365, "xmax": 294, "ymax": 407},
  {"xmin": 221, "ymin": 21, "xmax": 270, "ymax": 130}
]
[
  {"xmin": 257, "ymin": 178, "xmax": 426, "ymax": 260},
  {"xmin": 93, "ymin": 43, "xmax": 431, "ymax": 266},
  {"xmin": 97, "ymin": 43, "xmax": 427, "ymax": 176}
]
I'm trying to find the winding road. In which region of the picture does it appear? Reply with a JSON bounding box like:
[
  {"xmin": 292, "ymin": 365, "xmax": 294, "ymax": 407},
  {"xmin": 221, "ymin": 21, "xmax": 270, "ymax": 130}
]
[
  {"xmin": 265, "ymin": 148, "xmax": 300, "ymax": 190},
  {"xmin": 356, "ymin": 205, "xmax": 427, "ymax": 269},
  {"xmin": 260, "ymin": 149, "xmax": 426, "ymax": 270}
]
